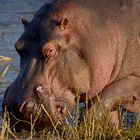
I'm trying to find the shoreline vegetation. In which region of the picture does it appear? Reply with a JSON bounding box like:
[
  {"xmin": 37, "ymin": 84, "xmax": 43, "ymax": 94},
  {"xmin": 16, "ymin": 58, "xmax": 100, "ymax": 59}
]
[
  {"xmin": 0, "ymin": 55, "xmax": 12, "ymax": 62},
  {"xmin": 1, "ymin": 105, "xmax": 140, "ymax": 140},
  {"xmin": 0, "ymin": 55, "xmax": 11, "ymax": 79}
]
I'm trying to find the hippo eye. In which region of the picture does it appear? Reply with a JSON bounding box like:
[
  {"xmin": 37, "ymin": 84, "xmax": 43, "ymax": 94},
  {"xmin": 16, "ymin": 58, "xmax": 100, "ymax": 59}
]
[{"xmin": 50, "ymin": 20, "xmax": 60, "ymax": 30}]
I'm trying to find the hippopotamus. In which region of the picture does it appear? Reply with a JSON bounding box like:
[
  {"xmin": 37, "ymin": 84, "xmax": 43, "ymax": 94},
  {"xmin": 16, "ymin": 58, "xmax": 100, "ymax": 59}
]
[{"xmin": 3, "ymin": 0, "xmax": 140, "ymax": 130}]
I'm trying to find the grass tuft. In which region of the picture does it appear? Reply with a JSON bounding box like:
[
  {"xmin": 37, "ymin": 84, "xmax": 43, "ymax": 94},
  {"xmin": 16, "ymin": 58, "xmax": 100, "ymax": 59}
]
[
  {"xmin": 0, "ymin": 55, "xmax": 12, "ymax": 62},
  {"xmin": 1, "ymin": 102, "xmax": 140, "ymax": 139},
  {"xmin": 0, "ymin": 101, "xmax": 139, "ymax": 139}
]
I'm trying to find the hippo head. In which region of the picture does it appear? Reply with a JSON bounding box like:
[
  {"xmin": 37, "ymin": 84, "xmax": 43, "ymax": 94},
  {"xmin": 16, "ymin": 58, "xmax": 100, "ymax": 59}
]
[{"xmin": 3, "ymin": 2, "xmax": 89, "ymax": 131}]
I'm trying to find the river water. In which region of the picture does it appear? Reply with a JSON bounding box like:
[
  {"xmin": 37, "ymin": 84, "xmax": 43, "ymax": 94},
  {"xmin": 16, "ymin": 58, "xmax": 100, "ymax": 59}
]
[{"xmin": 0, "ymin": 0, "xmax": 48, "ymax": 115}]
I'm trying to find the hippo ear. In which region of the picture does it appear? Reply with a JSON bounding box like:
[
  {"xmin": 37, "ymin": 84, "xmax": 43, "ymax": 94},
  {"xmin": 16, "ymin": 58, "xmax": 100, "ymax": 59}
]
[
  {"xmin": 21, "ymin": 17, "xmax": 29, "ymax": 28},
  {"xmin": 60, "ymin": 18, "xmax": 69, "ymax": 29}
]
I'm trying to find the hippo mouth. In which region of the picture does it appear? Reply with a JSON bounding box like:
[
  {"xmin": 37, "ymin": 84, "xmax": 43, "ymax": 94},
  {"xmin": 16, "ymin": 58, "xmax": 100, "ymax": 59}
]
[
  {"xmin": 8, "ymin": 101, "xmax": 67, "ymax": 131},
  {"xmin": 4, "ymin": 86, "xmax": 75, "ymax": 131},
  {"xmin": 9, "ymin": 107, "xmax": 49, "ymax": 131}
]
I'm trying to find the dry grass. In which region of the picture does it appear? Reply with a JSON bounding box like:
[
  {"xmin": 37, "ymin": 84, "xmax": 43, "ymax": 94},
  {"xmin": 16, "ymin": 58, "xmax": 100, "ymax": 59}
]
[
  {"xmin": 0, "ymin": 104, "xmax": 140, "ymax": 140},
  {"xmin": 0, "ymin": 65, "xmax": 10, "ymax": 79},
  {"xmin": 0, "ymin": 55, "xmax": 11, "ymax": 62}
]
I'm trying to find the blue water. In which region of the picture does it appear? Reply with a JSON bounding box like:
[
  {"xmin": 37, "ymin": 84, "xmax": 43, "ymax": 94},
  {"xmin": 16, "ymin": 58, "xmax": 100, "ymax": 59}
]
[{"xmin": 0, "ymin": 0, "xmax": 48, "ymax": 114}]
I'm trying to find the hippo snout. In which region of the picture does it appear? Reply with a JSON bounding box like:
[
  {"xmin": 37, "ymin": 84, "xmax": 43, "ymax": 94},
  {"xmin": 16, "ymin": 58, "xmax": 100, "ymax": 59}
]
[
  {"xmin": 3, "ymin": 97, "xmax": 38, "ymax": 118},
  {"xmin": 3, "ymin": 84, "xmax": 60, "ymax": 131},
  {"xmin": 3, "ymin": 96, "xmax": 48, "ymax": 131}
]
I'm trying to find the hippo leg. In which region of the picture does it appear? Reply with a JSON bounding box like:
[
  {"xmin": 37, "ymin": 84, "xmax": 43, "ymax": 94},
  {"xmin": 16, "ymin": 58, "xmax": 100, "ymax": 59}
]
[
  {"xmin": 89, "ymin": 75, "xmax": 140, "ymax": 128},
  {"xmin": 106, "ymin": 111, "xmax": 119, "ymax": 129}
]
